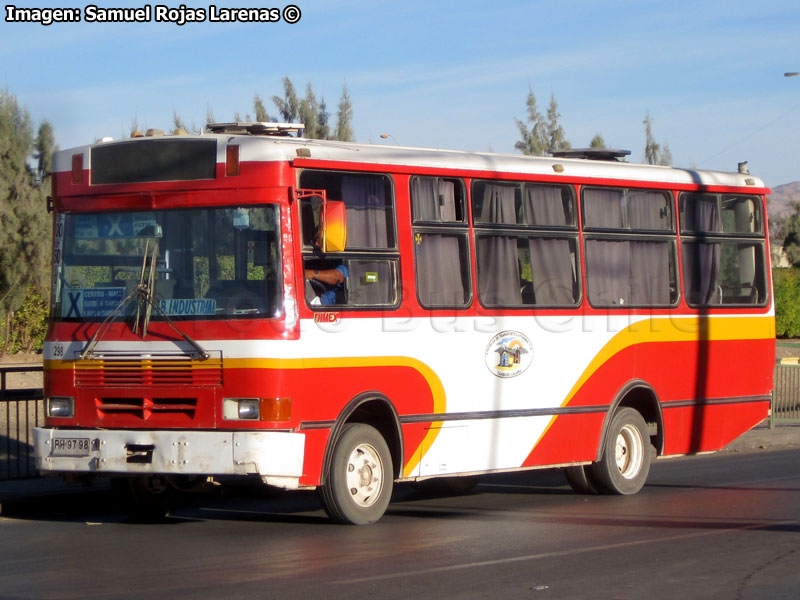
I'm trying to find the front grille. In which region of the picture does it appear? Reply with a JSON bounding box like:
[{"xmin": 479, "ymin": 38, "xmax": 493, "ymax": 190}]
[
  {"xmin": 98, "ymin": 397, "xmax": 198, "ymax": 420},
  {"xmin": 75, "ymin": 351, "xmax": 222, "ymax": 387}
]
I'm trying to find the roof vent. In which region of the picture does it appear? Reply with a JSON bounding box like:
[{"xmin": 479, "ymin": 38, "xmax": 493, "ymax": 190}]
[
  {"xmin": 549, "ymin": 148, "xmax": 631, "ymax": 161},
  {"xmin": 206, "ymin": 122, "xmax": 305, "ymax": 137}
]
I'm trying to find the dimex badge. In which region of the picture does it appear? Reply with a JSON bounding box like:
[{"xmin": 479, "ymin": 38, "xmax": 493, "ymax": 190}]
[{"xmin": 485, "ymin": 331, "xmax": 533, "ymax": 378}]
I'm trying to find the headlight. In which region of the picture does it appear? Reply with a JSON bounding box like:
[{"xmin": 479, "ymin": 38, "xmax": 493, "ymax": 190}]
[
  {"xmin": 48, "ymin": 397, "xmax": 74, "ymax": 418},
  {"xmin": 222, "ymin": 397, "xmax": 291, "ymax": 421},
  {"xmin": 223, "ymin": 398, "xmax": 260, "ymax": 420}
]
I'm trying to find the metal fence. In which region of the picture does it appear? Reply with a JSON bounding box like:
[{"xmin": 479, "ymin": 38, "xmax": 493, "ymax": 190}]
[
  {"xmin": 0, "ymin": 365, "xmax": 44, "ymax": 481},
  {"xmin": 772, "ymin": 361, "xmax": 800, "ymax": 428}
]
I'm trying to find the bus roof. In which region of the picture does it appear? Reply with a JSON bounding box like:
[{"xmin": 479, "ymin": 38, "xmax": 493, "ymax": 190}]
[{"xmin": 54, "ymin": 131, "xmax": 768, "ymax": 192}]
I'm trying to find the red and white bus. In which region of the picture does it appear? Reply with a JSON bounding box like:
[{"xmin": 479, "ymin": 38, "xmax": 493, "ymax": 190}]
[{"xmin": 34, "ymin": 123, "xmax": 774, "ymax": 524}]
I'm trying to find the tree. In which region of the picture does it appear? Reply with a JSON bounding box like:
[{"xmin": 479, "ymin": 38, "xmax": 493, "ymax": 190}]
[
  {"xmin": 34, "ymin": 120, "xmax": 55, "ymax": 184},
  {"xmin": 589, "ymin": 133, "xmax": 606, "ymax": 148},
  {"xmin": 782, "ymin": 202, "xmax": 800, "ymax": 267},
  {"xmin": 0, "ymin": 91, "xmax": 52, "ymax": 353},
  {"xmin": 514, "ymin": 88, "xmax": 548, "ymax": 156},
  {"xmin": 335, "ymin": 83, "xmax": 354, "ymax": 142},
  {"xmin": 253, "ymin": 95, "xmax": 271, "ymax": 122},
  {"xmin": 317, "ymin": 97, "xmax": 331, "ymax": 141},
  {"xmin": 298, "ymin": 83, "xmax": 320, "ymax": 139},
  {"xmin": 272, "ymin": 77, "xmax": 300, "ymax": 123},
  {"xmin": 643, "ymin": 113, "xmax": 672, "ymax": 166},
  {"xmin": 545, "ymin": 94, "xmax": 570, "ymax": 152}
]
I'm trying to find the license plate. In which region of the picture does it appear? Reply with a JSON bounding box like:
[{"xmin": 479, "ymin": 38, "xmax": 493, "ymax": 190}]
[{"xmin": 51, "ymin": 437, "xmax": 90, "ymax": 457}]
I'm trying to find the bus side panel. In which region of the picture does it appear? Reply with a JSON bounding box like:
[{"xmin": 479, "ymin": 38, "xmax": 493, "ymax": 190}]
[
  {"xmin": 661, "ymin": 401, "xmax": 769, "ymax": 455},
  {"xmin": 299, "ymin": 428, "xmax": 331, "ymax": 487},
  {"xmin": 521, "ymin": 412, "xmax": 607, "ymax": 468}
]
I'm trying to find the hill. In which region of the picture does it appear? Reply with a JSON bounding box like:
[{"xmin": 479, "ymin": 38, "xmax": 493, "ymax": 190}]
[{"xmin": 768, "ymin": 181, "xmax": 800, "ymax": 219}]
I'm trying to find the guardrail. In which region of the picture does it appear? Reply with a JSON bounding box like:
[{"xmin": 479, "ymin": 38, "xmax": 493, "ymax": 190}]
[
  {"xmin": 0, "ymin": 364, "xmax": 44, "ymax": 481},
  {"xmin": 773, "ymin": 359, "xmax": 800, "ymax": 428}
]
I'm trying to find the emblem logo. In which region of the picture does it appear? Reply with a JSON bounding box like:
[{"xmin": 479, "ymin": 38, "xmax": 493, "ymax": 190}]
[{"xmin": 485, "ymin": 330, "xmax": 533, "ymax": 378}]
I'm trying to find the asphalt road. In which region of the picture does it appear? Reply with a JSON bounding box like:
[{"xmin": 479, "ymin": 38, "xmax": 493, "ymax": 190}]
[{"xmin": 1, "ymin": 448, "xmax": 799, "ymax": 600}]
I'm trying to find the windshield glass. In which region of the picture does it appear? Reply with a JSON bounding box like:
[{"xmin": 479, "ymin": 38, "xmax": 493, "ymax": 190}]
[{"xmin": 53, "ymin": 205, "xmax": 282, "ymax": 320}]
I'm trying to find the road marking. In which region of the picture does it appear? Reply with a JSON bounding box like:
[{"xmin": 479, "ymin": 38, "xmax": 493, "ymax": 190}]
[{"xmin": 335, "ymin": 519, "xmax": 797, "ymax": 585}]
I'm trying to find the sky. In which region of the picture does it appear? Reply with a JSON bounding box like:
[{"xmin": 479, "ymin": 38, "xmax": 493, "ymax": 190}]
[{"xmin": 2, "ymin": 0, "xmax": 800, "ymax": 188}]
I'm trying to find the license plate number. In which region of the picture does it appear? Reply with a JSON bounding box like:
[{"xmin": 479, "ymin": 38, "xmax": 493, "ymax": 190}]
[{"xmin": 52, "ymin": 438, "xmax": 90, "ymax": 457}]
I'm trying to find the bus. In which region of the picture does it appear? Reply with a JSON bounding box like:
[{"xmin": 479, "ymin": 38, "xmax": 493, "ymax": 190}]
[{"xmin": 34, "ymin": 123, "xmax": 774, "ymax": 524}]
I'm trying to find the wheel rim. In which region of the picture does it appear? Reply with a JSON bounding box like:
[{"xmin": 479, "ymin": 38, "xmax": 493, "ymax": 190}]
[
  {"xmin": 614, "ymin": 424, "xmax": 644, "ymax": 479},
  {"xmin": 345, "ymin": 442, "xmax": 384, "ymax": 507}
]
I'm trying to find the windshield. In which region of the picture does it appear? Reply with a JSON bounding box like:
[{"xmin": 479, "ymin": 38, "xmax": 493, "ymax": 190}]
[{"xmin": 53, "ymin": 205, "xmax": 282, "ymax": 320}]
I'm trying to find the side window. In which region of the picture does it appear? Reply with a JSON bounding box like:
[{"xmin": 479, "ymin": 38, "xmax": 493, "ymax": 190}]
[
  {"xmin": 583, "ymin": 187, "xmax": 673, "ymax": 231},
  {"xmin": 476, "ymin": 234, "xmax": 579, "ymax": 307},
  {"xmin": 299, "ymin": 170, "xmax": 396, "ymax": 249},
  {"xmin": 679, "ymin": 192, "xmax": 767, "ymax": 307},
  {"xmin": 585, "ymin": 238, "xmax": 677, "ymax": 307},
  {"xmin": 472, "ymin": 180, "xmax": 580, "ymax": 308},
  {"xmin": 299, "ymin": 170, "xmax": 399, "ymax": 309},
  {"xmin": 411, "ymin": 176, "xmax": 471, "ymax": 307},
  {"xmin": 582, "ymin": 186, "xmax": 678, "ymax": 309}
]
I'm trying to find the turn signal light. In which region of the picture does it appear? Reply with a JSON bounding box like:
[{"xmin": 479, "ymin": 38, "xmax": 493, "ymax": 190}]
[
  {"xmin": 71, "ymin": 154, "xmax": 83, "ymax": 184},
  {"xmin": 226, "ymin": 145, "xmax": 240, "ymax": 176}
]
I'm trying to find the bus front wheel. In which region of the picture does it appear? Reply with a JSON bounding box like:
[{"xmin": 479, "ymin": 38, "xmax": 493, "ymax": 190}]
[
  {"xmin": 591, "ymin": 407, "xmax": 651, "ymax": 495},
  {"xmin": 319, "ymin": 423, "xmax": 393, "ymax": 525}
]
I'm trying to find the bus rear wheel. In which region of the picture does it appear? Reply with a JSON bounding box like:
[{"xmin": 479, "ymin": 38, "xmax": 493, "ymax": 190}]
[
  {"xmin": 319, "ymin": 423, "xmax": 393, "ymax": 525},
  {"xmin": 591, "ymin": 407, "xmax": 651, "ymax": 495}
]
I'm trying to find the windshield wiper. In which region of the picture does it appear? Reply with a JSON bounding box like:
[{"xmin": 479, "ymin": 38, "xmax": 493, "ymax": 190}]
[{"xmin": 80, "ymin": 239, "xmax": 209, "ymax": 361}]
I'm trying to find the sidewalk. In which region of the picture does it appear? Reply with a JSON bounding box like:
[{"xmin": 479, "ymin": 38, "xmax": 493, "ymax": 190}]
[{"xmin": 2, "ymin": 421, "xmax": 799, "ymax": 510}]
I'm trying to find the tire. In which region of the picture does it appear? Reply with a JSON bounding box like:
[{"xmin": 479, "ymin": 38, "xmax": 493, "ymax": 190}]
[
  {"xmin": 591, "ymin": 407, "xmax": 651, "ymax": 495},
  {"xmin": 319, "ymin": 423, "xmax": 393, "ymax": 525},
  {"xmin": 112, "ymin": 475, "xmax": 174, "ymax": 522},
  {"xmin": 563, "ymin": 465, "xmax": 601, "ymax": 494}
]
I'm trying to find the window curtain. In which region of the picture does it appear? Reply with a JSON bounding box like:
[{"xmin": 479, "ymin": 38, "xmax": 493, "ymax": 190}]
[
  {"xmin": 528, "ymin": 237, "xmax": 575, "ymax": 305},
  {"xmin": 438, "ymin": 180, "xmax": 456, "ymax": 221},
  {"xmin": 586, "ymin": 239, "xmax": 631, "ymax": 305},
  {"xmin": 416, "ymin": 234, "xmax": 465, "ymax": 306},
  {"xmin": 478, "ymin": 236, "xmax": 521, "ymax": 305},
  {"xmin": 411, "ymin": 177, "xmax": 437, "ymax": 221},
  {"xmin": 342, "ymin": 176, "xmax": 389, "ymax": 248},
  {"xmin": 524, "ymin": 186, "xmax": 568, "ymax": 226},
  {"xmin": 685, "ymin": 194, "xmax": 718, "ymax": 232},
  {"xmin": 478, "ymin": 184, "xmax": 517, "ymax": 224},
  {"xmin": 583, "ymin": 189, "xmax": 624, "ymax": 228},
  {"xmin": 682, "ymin": 241, "xmax": 721, "ymax": 305},
  {"xmin": 629, "ymin": 241, "xmax": 671, "ymax": 305},
  {"xmin": 628, "ymin": 191, "xmax": 670, "ymax": 230}
]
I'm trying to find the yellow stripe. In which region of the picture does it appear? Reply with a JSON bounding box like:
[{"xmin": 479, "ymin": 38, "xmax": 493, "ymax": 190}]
[
  {"xmin": 532, "ymin": 314, "xmax": 775, "ymax": 453},
  {"xmin": 47, "ymin": 354, "xmax": 446, "ymax": 477}
]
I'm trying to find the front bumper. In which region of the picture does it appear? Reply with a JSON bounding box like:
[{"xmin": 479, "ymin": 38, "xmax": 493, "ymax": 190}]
[{"xmin": 33, "ymin": 427, "xmax": 305, "ymax": 489}]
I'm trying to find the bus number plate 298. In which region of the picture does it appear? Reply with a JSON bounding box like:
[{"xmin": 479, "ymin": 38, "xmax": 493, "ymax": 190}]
[{"xmin": 52, "ymin": 438, "xmax": 90, "ymax": 457}]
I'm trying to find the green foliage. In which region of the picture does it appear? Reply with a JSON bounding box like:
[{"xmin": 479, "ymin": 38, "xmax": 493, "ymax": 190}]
[
  {"xmin": 4, "ymin": 286, "xmax": 49, "ymax": 353},
  {"xmin": 590, "ymin": 133, "xmax": 606, "ymax": 148},
  {"xmin": 545, "ymin": 94, "xmax": 570, "ymax": 152},
  {"xmin": 334, "ymin": 83, "xmax": 353, "ymax": 142},
  {"xmin": 0, "ymin": 90, "xmax": 53, "ymax": 355},
  {"xmin": 643, "ymin": 113, "xmax": 672, "ymax": 166},
  {"xmin": 515, "ymin": 89, "xmax": 570, "ymax": 156},
  {"xmin": 774, "ymin": 268, "xmax": 800, "ymax": 338},
  {"xmin": 256, "ymin": 78, "xmax": 351, "ymax": 141},
  {"xmin": 781, "ymin": 202, "xmax": 800, "ymax": 267},
  {"xmin": 514, "ymin": 88, "xmax": 548, "ymax": 156}
]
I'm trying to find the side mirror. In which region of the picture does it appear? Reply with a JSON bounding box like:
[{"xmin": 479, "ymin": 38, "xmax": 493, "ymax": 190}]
[{"xmin": 321, "ymin": 200, "xmax": 347, "ymax": 253}]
